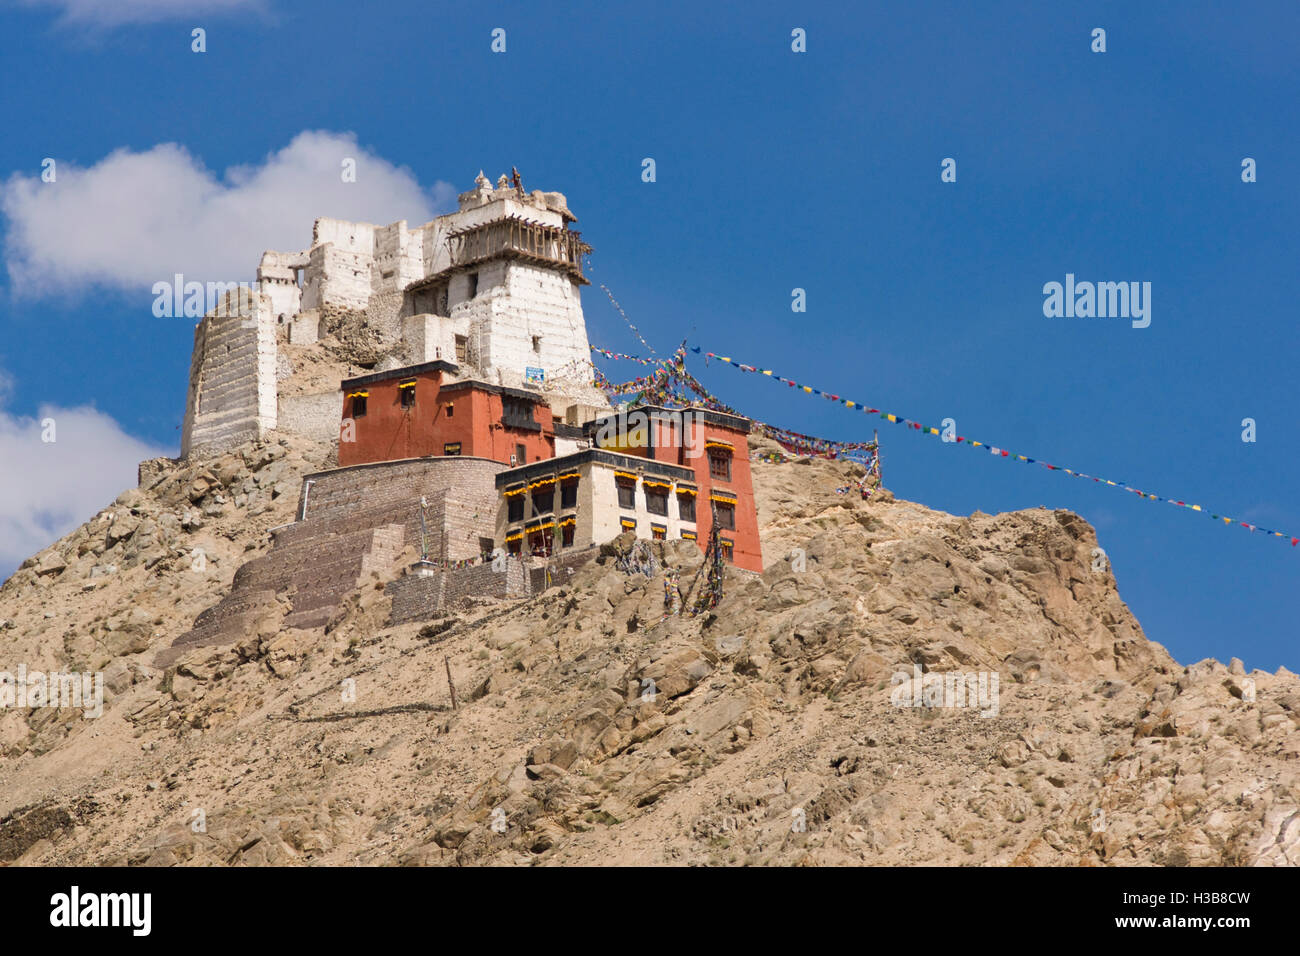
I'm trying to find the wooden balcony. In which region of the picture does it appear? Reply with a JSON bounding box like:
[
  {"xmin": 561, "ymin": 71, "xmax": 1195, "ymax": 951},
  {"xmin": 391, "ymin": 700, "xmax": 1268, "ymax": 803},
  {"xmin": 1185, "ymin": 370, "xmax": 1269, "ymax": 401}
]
[{"xmin": 446, "ymin": 216, "xmax": 591, "ymax": 284}]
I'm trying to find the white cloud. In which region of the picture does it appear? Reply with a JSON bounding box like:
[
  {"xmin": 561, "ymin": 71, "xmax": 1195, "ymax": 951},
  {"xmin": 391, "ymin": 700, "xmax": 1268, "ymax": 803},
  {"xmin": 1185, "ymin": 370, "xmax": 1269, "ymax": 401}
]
[
  {"xmin": 15, "ymin": 0, "xmax": 265, "ymax": 27},
  {"xmin": 1, "ymin": 130, "xmax": 455, "ymax": 297},
  {"xmin": 0, "ymin": 400, "xmax": 168, "ymax": 577}
]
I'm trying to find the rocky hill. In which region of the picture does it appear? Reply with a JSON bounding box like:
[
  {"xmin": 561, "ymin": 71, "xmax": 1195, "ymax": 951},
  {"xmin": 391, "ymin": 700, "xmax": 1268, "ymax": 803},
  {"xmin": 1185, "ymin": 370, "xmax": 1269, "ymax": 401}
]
[{"xmin": 0, "ymin": 435, "xmax": 1296, "ymax": 866}]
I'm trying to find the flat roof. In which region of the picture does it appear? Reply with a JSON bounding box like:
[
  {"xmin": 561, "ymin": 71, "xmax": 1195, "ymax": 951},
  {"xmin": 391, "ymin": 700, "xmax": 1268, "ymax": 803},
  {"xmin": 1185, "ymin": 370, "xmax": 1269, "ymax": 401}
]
[
  {"xmin": 554, "ymin": 422, "xmax": 586, "ymax": 439},
  {"xmin": 494, "ymin": 448, "xmax": 695, "ymax": 489},
  {"xmin": 301, "ymin": 454, "xmax": 507, "ymax": 485},
  {"xmin": 439, "ymin": 379, "xmax": 547, "ymax": 404},
  {"xmin": 338, "ymin": 362, "xmax": 549, "ymax": 407},
  {"xmin": 340, "ymin": 360, "xmax": 459, "ymax": 390},
  {"xmin": 584, "ymin": 403, "xmax": 751, "ymax": 436}
]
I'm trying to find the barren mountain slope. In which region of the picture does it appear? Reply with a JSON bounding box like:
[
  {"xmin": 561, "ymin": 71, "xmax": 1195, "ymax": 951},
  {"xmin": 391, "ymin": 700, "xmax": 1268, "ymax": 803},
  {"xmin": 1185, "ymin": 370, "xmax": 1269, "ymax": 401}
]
[{"xmin": 0, "ymin": 435, "xmax": 1296, "ymax": 866}]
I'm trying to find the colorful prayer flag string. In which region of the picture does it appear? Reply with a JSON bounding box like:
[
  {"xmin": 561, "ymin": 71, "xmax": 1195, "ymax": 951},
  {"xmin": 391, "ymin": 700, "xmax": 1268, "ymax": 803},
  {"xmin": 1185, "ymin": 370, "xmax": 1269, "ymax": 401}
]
[
  {"xmin": 694, "ymin": 347, "xmax": 1299, "ymax": 549},
  {"xmin": 591, "ymin": 344, "xmax": 881, "ymax": 465},
  {"xmin": 589, "ymin": 346, "xmax": 664, "ymax": 366},
  {"xmin": 598, "ymin": 284, "xmax": 658, "ymax": 357}
]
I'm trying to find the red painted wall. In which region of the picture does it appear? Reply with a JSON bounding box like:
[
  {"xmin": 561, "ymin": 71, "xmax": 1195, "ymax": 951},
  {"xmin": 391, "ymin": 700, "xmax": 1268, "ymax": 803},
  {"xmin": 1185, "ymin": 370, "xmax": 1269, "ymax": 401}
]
[
  {"xmin": 589, "ymin": 410, "xmax": 762, "ymax": 571},
  {"xmin": 626, "ymin": 415, "xmax": 758, "ymax": 572},
  {"xmin": 339, "ymin": 370, "xmax": 555, "ymax": 467}
]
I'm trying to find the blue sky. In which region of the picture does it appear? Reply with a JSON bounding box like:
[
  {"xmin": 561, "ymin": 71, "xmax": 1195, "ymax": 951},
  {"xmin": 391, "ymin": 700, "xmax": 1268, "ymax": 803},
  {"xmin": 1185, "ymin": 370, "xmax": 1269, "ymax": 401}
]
[{"xmin": 0, "ymin": 0, "xmax": 1296, "ymax": 671}]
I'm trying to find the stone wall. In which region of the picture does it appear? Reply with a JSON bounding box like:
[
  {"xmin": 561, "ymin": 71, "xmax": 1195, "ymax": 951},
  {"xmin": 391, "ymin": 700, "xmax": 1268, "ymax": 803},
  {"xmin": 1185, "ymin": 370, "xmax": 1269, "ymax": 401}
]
[
  {"xmin": 300, "ymin": 233, "xmax": 372, "ymax": 312},
  {"xmin": 163, "ymin": 473, "xmax": 591, "ymax": 663},
  {"xmin": 527, "ymin": 546, "xmax": 598, "ymax": 592},
  {"xmin": 161, "ymin": 457, "xmax": 511, "ymax": 664},
  {"xmin": 372, "ymin": 220, "xmax": 425, "ymax": 296},
  {"xmin": 387, "ymin": 546, "xmax": 596, "ymax": 625},
  {"xmin": 402, "ymin": 313, "xmax": 470, "ymax": 365},
  {"xmin": 277, "ymin": 391, "xmax": 342, "ymax": 445},
  {"xmin": 387, "ymin": 562, "xmax": 527, "ymax": 624},
  {"xmin": 459, "ymin": 262, "xmax": 597, "ymax": 399},
  {"xmin": 299, "ymin": 456, "xmax": 503, "ymax": 560},
  {"xmin": 302, "ymin": 456, "xmax": 500, "ymax": 518},
  {"xmin": 364, "ymin": 290, "xmax": 405, "ymax": 346},
  {"xmin": 181, "ymin": 292, "xmax": 278, "ymax": 458}
]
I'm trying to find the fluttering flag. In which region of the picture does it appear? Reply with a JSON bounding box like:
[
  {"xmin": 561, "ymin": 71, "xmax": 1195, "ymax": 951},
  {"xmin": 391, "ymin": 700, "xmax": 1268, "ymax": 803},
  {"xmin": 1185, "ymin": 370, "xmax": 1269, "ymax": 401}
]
[
  {"xmin": 593, "ymin": 343, "xmax": 878, "ymax": 462},
  {"xmin": 699, "ymin": 346, "xmax": 1297, "ymax": 551}
]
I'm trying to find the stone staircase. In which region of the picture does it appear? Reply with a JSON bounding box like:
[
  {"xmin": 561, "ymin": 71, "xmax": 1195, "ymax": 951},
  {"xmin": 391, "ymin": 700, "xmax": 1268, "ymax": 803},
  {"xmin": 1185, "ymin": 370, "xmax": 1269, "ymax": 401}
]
[{"xmin": 158, "ymin": 502, "xmax": 414, "ymax": 667}]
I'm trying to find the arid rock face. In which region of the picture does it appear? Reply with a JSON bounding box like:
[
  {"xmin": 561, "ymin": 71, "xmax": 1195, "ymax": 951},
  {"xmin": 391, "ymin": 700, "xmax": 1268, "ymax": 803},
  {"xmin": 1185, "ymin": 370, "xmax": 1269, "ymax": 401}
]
[{"xmin": 0, "ymin": 434, "xmax": 1295, "ymax": 866}]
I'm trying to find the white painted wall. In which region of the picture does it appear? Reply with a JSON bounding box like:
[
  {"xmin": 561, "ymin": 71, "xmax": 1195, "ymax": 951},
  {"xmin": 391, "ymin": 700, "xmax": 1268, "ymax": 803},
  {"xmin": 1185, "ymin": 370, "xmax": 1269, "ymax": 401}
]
[
  {"xmin": 182, "ymin": 293, "xmax": 278, "ymax": 457},
  {"xmin": 182, "ymin": 177, "xmax": 611, "ymax": 459}
]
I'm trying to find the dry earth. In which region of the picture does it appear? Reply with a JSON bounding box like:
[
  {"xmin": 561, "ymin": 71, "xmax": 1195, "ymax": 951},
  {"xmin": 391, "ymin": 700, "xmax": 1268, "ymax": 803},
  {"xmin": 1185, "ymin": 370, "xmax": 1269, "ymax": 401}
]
[{"xmin": 0, "ymin": 434, "xmax": 1296, "ymax": 866}]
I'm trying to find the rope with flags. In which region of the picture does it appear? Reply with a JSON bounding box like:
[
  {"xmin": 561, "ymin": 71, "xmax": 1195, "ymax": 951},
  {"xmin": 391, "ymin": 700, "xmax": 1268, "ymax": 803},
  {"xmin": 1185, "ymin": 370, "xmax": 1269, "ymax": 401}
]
[
  {"xmin": 589, "ymin": 343, "xmax": 880, "ymax": 464},
  {"xmin": 694, "ymin": 347, "xmax": 1299, "ymax": 548},
  {"xmin": 598, "ymin": 284, "xmax": 658, "ymax": 357}
]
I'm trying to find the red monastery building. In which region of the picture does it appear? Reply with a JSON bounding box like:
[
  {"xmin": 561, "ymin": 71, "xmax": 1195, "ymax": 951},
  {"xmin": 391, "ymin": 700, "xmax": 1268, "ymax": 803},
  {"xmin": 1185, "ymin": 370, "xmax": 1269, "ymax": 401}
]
[
  {"xmin": 333, "ymin": 361, "xmax": 763, "ymax": 573},
  {"xmin": 583, "ymin": 406, "xmax": 761, "ymax": 572},
  {"xmin": 165, "ymin": 172, "xmax": 768, "ymax": 661},
  {"xmin": 337, "ymin": 360, "xmax": 582, "ymax": 468}
]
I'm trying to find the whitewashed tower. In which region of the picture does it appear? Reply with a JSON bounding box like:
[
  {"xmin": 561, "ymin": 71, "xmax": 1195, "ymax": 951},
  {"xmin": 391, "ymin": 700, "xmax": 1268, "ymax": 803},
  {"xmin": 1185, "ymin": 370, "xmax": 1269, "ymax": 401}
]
[{"xmin": 182, "ymin": 172, "xmax": 608, "ymax": 458}]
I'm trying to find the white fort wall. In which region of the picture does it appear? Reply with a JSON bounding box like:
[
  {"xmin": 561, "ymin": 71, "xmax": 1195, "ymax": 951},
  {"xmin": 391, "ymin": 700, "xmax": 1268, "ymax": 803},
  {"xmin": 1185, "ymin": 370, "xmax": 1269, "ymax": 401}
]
[
  {"xmin": 455, "ymin": 262, "xmax": 597, "ymax": 395},
  {"xmin": 403, "ymin": 313, "xmax": 471, "ymax": 365},
  {"xmin": 181, "ymin": 294, "xmax": 278, "ymax": 457},
  {"xmin": 301, "ymin": 238, "xmax": 371, "ymax": 312},
  {"xmin": 277, "ymin": 391, "xmax": 342, "ymax": 444},
  {"xmin": 372, "ymin": 220, "xmax": 426, "ymax": 295},
  {"xmin": 181, "ymin": 174, "xmax": 611, "ymax": 460}
]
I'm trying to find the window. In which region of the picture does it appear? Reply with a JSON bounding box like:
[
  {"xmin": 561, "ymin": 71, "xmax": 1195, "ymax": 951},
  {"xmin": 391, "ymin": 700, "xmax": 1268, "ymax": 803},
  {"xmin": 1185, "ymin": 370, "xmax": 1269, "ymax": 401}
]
[
  {"xmin": 651, "ymin": 524, "xmax": 666, "ymax": 541},
  {"xmin": 507, "ymin": 496, "xmax": 524, "ymax": 522},
  {"xmin": 560, "ymin": 479, "xmax": 578, "ymax": 509},
  {"xmin": 454, "ymin": 334, "xmax": 467, "ymax": 364},
  {"xmin": 351, "ymin": 394, "xmax": 367, "ymax": 417},
  {"xmin": 677, "ymin": 493, "xmax": 695, "ymax": 522},
  {"xmin": 645, "ymin": 487, "xmax": 668, "ymax": 516},
  {"xmin": 561, "ymin": 524, "xmax": 575, "ymax": 547},
  {"xmin": 532, "ymin": 335, "xmax": 542, "ymax": 353},
  {"xmin": 503, "ymin": 398, "xmax": 539, "ymax": 431},
  {"xmin": 507, "ymin": 537, "xmax": 522, "ymax": 555},
  {"xmin": 616, "ymin": 479, "xmax": 635, "ymax": 509},
  {"xmin": 515, "ymin": 443, "xmax": 527, "ymax": 465},
  {"xmin": 709, "ymin": 450, "xmax": 732, "ymax": 480},
  {"xmin": 620, "ymin": 517, "xmax": 636, "ymax": 532},
  {"xmin": 715, "ymin": 501, "xmax": 736, "ymax": 530},
  {"xmin": 528, "ymin": 529, "xmax": 551, "ymax": 555},
  {"xmin": 479, "ymin": 537, "xmax": 494, "ymax": 559},
  {"xmin": 446, "ymin": 402, "xmax": 454, "ymax": 418},
  {"xmin": 443, "ymin": 442, "xmax": 461, "ymax": 456},
  {"xmin": 467, "ymin": 272, "xmax": 479, "ymax": 299},
  {"xmin": 532, "ymin": 487, "xmax": 554, "ymax": 515},
  {"xmin": 720, "ymin": 539, "xmax": 734, "ymax": 563},
  {"xmin": 400, "ymin": 381, "xmax": 416, "ymax": 408},
  {"xmin": 681, "ymin": 530, "xmax": 697, "ymax": 541}
]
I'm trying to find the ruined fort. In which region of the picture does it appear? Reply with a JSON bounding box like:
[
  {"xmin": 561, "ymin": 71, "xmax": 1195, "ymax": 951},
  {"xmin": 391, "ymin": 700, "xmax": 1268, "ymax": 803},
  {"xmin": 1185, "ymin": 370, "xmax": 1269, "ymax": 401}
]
[
  {"xmin": 181, "ymin": 170, "xmax": 608, "ymax": 458},
  {"xmin": 165, "ymin": 172, "xmax": 763, "ymax": 662}
]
